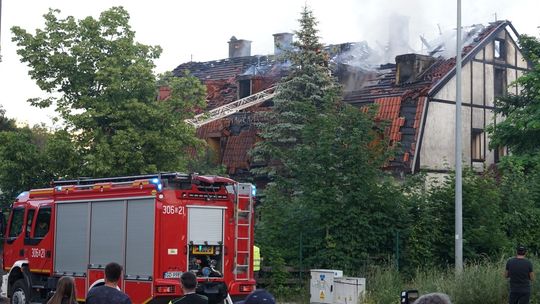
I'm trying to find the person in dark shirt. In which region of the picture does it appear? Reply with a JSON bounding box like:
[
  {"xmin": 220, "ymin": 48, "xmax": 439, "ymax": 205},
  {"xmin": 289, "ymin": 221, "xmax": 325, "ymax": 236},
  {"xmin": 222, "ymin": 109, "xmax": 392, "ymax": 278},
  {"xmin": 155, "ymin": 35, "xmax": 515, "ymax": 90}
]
[
  {"xmin": 86, "ymin": 262, "xmax": 132, "ymax": 304},
  {"xmin": 169, "ymin": 272, "xmax": 208, "ymax": 304},
  {"xmin": 505, "ymin": 246, "xmax": 534, "ymax": 304}
]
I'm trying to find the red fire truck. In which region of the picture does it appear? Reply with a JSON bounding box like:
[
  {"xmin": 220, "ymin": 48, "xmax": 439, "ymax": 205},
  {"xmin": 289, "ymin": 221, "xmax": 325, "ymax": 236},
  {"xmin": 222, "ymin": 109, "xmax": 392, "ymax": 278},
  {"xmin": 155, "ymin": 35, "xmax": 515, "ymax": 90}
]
[{"xmin": 0, "ymin": 173, "xmax": 256, "ymax": 304}]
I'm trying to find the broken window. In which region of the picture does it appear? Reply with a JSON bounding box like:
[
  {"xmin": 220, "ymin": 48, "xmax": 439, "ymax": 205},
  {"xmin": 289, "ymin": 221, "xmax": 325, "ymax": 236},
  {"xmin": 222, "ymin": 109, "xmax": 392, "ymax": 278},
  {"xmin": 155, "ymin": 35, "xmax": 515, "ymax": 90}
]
[
  {"xmin": 494, "ymin": 39, "xmax": 506, "ymax": 60},
  {"xmin": 238, "ymin": 79, "xmax": 252, "ymax": 99},
  {"xmin": 471, "ymin": 128, "xmax": 485, "ymax": 161},
  {"xmin": 494, "ymin": 68, "xmax": 506, "ymax": 98}
]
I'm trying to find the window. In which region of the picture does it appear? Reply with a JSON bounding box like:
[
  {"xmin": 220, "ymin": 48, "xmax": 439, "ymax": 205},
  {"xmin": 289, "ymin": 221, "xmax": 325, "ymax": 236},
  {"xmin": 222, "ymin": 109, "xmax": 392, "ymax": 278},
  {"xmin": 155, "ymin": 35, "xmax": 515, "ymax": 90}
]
[
  {"xmin": 494, "ymin": 39, "xmax": 506, "ymax": 60},
  {"xmin": 494, "ymin": 68, "xmax": 506, "ymax": 98},
  {"xmin": 25, "ymin": 209, "xmax": 35, "ymax": 238},
  {"xmin": 34, "ymin": 207, "xmax": 51, "ymax": 238},
  {"xmin": 472, "ymin": 128, "xmax": 485, "ymax": 161},
  {"xmin": 238, "ymin": 79, "xmax": 251, "ymax": 99},
  {"xmin": 8, "ymin": 208, "xmax": 25, "ymax": 238}
]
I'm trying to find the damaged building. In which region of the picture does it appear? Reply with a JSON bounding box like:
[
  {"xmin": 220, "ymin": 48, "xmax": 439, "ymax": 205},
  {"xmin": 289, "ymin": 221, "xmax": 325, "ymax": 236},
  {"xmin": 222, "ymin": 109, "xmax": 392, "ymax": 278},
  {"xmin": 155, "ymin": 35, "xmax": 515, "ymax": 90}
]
[{"xmin": 170, "ymin": 20, "xmax": 530, "ymax": 180}]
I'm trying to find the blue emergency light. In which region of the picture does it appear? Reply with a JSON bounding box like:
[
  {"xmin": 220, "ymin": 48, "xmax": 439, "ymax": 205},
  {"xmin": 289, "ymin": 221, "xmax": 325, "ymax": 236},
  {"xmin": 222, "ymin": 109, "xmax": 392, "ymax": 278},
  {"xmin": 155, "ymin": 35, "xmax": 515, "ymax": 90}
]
[
  {"xmin": 149, "ymin": 178, "xmax": 163, "ymax": 192},
  {"xmin": 251, "ymin": 185, "xmax": 256, "ymax": 197}
]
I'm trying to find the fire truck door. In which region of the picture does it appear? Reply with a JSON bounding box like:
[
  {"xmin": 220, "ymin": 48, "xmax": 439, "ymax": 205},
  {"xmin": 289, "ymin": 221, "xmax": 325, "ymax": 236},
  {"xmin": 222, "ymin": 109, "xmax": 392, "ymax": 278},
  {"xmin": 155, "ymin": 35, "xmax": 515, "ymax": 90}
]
[
  {"xmin": 4, "ymin": 207, "xmax": 25, "ymax": 270},
  {"xmin": 26, "ymin": 206, "xmax": 52, "ymax": 273}
]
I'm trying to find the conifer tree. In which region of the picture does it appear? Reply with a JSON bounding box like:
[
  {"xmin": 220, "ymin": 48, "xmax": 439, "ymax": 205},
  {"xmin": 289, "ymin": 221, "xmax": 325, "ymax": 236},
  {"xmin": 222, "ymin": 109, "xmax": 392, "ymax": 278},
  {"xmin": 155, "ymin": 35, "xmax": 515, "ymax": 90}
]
[{"xmin": 253, "ymin": 7, "xmax": 402, "ymax": 273}]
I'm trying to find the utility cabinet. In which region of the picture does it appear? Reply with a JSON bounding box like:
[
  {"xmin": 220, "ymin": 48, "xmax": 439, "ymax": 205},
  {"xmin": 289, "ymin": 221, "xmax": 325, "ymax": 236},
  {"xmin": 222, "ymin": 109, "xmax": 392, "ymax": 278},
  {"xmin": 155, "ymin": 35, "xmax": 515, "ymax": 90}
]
[
  {"xmin": 310, "ymin": 269, "xmax": 343, "ymax": 304},
  {"xmin": 334, "ymin": 277, "xmax": 366, "ymax": 304}
]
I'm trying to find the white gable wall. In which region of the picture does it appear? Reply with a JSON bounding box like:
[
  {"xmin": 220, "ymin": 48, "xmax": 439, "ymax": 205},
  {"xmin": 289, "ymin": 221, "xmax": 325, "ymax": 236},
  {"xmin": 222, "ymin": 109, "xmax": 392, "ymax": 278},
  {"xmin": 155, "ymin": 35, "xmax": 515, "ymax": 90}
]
[{"xmin": 418, "ymin": 25, "xmax": 528, "ymax": 173}]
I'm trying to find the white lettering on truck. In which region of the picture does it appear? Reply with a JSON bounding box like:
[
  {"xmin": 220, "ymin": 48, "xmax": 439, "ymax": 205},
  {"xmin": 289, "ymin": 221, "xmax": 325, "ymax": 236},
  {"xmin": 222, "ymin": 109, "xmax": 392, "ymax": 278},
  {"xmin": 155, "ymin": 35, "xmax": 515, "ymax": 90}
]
[{"xmin": 162, "ymin": 205, "xmax": 185, "ymax": 215}]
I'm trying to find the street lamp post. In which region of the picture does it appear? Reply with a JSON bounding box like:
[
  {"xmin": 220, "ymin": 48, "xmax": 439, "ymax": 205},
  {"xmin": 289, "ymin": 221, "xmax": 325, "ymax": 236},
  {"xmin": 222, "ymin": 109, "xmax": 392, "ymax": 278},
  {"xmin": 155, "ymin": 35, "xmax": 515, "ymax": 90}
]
[{"xmin": 455, "ymin": 0, "xmax": 463, "ymax": 273}]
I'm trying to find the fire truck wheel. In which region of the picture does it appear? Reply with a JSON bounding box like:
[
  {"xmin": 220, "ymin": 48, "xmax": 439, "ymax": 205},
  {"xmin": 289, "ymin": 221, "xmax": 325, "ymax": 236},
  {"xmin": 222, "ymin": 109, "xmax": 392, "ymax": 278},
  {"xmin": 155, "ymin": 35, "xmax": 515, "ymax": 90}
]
[{"xmin": 11, "ymin": 279, "xmax": 29, "ymax": 304}]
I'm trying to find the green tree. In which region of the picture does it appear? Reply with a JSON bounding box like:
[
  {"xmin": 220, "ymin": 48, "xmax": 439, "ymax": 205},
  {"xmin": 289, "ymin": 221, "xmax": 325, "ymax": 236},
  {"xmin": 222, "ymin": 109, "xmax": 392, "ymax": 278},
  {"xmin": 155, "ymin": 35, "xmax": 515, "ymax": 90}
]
[
  {"xmin": 252, "ymin": 7, "xmax": 402, "ymax": 275},
  {"xmin": 0, "ymin": 106, "xmax": 16, "ymax": 132},
  {"xmin": 11, "ymin": 7, "xmax": 206, "ymax": 177},
  {"xmin": 402, "ymin": 170, "xmax": 509, "ymax": 269},
  {"xmin": 0, "ymin": 125, "xmax": 79, "ymax": 207}
]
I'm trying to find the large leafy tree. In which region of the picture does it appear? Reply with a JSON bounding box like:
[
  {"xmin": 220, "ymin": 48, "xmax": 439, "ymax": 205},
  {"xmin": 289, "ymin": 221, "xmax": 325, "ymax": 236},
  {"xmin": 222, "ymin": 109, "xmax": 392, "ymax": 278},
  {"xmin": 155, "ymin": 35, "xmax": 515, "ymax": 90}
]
[
  {"xmin": 252, "ymin": 7, "xmax": 402, "ymax": 274},
  {"xmin": 11, "ymin": 7, "xmax": 206, "ymax": 177}
]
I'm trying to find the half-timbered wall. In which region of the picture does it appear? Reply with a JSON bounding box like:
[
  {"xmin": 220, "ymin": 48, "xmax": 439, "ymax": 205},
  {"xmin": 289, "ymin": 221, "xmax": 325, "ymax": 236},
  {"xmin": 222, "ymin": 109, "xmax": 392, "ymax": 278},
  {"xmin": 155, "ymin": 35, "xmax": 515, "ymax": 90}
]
[{"xmin": 419, "ymin": 26, "xmax": 529, "ymax": 172}]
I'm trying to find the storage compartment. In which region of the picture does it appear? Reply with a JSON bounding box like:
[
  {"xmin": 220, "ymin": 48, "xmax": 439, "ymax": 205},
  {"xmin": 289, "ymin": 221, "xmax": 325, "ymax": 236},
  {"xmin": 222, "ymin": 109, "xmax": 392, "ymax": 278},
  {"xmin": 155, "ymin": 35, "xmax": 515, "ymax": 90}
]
[{"xmin": 187, "ymin": 207, "xmax": 225, "ymax": 277}]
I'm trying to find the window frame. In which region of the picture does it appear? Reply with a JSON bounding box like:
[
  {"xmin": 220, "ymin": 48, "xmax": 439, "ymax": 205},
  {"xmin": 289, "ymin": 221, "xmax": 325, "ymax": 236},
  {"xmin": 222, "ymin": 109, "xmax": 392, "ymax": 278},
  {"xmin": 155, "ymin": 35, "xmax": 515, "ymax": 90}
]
[
  {"xmin": 33, "ymin": 206, "xmax": 52, "ymax": 239},
  {"xmin": 494, "ymin": 39, "xmax": 506, "ymax": 61},
  {"xmin": 7, "ymin": 207, "xmax": 25, "ymax": 239},
  {"xmin": 494, "ymin": 67, "xmax": 507, "ymax": 98},
  {"xmin": 471, "ymin": 128, "xmax": 485, "ymax": 162}
]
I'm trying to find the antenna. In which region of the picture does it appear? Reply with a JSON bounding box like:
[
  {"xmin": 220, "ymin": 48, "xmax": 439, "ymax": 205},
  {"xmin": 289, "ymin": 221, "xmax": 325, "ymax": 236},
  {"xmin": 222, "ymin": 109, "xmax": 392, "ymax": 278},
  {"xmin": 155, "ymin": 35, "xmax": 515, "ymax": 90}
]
[
  {"xmin": 437, "ymin": 24, "xmax": 443, "ymax": 35},
  {"xmin": 493, "ymin": 13, "xmax": 498, "ymax": 21}
]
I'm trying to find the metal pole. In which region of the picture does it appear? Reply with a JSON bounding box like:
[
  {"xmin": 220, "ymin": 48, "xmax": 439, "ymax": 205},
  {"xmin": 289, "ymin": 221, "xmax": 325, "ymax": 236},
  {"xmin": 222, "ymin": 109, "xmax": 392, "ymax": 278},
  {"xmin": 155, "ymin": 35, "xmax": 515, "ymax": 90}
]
[{"xmin": 455, "ymin": 0, "xmax": 463, "ymax": 273}]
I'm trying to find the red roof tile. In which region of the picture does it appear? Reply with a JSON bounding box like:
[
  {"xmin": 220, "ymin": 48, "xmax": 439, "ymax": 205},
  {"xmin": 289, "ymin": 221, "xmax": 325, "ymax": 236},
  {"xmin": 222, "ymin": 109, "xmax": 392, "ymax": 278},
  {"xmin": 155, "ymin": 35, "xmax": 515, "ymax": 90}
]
[{"xmin": 222, "ymin": 130, "xmax": 257, "ymax": 174}]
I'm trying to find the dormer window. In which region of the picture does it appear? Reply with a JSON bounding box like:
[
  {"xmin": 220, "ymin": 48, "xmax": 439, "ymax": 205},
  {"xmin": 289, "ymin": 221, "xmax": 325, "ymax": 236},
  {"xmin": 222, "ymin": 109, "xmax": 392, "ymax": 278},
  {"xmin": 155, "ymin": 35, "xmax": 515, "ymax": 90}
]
[{"xmin": 494, "ymin": 39, "xmax": 506, "ymax": 61}]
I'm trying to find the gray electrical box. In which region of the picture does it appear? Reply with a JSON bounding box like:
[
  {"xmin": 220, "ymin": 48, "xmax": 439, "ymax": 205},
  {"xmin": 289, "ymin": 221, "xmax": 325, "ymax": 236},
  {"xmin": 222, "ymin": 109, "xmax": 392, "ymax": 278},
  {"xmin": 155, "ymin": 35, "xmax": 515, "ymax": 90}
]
[
  {"xmin": 310, "ymin": 269, "xmax": 343, "ymax": 304},
  {"xmin": 334, "ymin": 277, "xmax": 366, "ymax": 304}
]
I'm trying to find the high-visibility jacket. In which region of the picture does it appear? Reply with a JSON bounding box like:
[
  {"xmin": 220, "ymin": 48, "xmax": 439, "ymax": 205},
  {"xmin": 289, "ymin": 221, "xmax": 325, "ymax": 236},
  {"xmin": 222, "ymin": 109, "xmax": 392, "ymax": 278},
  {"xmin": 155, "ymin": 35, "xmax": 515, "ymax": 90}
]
[{"xmin": 253, "ymin": 245, "xmax": 261, "ymax": 271}]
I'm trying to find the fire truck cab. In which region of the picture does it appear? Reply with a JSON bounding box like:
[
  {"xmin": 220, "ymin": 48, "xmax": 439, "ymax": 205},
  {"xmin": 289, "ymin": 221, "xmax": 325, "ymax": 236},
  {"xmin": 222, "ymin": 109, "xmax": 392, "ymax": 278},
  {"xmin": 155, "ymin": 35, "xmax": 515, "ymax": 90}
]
[{"xmin": 1, "ymin": 173, "xmax": 256, "ymax": 304}]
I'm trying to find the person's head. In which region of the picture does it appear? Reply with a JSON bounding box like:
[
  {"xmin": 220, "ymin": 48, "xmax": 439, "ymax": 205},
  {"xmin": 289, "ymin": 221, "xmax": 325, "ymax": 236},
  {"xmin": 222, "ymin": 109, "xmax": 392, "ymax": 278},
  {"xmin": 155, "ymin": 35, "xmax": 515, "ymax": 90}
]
[
  {"xmin": 238, "ymin": 289, "xmax": 275, "ymax": 304},
  {"xmin": 180, "ymin": 271, "xmax": 198, "ymax": 292},
  {"xmin": 105, "ymin": 262, "xmax": 123, "ymax": 284},
  {"xmin": 47, "ymin": 276, "xmax": 76, "ymax": 304},
  {"xmin": 517, "ymin": 245, "xmax": 527, "ymax": 256},
  {"xmin": 413, "ymin": 293, "xmax": 452, "ymax": 304}
]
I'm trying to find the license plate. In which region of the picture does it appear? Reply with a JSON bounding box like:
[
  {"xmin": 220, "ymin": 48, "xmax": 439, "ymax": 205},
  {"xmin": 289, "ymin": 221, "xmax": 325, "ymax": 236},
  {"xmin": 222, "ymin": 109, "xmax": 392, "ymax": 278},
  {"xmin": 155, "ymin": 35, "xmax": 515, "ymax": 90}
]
[{"xmin": 164, "ymin": 271, "xmax": 183, "ymax": 278}]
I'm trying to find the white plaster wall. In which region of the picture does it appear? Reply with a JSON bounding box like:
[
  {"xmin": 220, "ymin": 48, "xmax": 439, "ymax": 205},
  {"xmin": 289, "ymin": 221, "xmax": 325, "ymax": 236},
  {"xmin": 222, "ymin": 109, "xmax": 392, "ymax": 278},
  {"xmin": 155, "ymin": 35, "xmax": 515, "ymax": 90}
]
[
  {"xmin": 485, "ymin": 43, "xmax": 494, "ymax": 61},
  {"xmin": 485, "ymin": 64, "xmax": 495, "ymax": 107},
  {"xmin": 420, "ymin": 102, "xmax": 471, "ymax": 170},
  {"xmin": 507, "ymin": 68, "xmax": 517, "ymax": 92},
  {"xmin": 463, "ymin": 62, "xmax": 472, "ymax": 103},
  {"xmin": 472, "ymin": 61, "xmax": 484, "ymax": 105},
  {"xmin": 475, "ymin": 50, "xmax": 483, "ymax": 61},
  {"xmin": 517, "ymin": 51, "xmax": 528, "ymax": 68},
  {"xmin": 472, "ymin": 108, "xmax": 484, "ymax": 129},
  {"xmin": 435, "ymin": 74, "xmax": 455, "ymax": 101},
  {"xmin": 507, "ymin": 38, "xmax": 517, "ymax": 65}
]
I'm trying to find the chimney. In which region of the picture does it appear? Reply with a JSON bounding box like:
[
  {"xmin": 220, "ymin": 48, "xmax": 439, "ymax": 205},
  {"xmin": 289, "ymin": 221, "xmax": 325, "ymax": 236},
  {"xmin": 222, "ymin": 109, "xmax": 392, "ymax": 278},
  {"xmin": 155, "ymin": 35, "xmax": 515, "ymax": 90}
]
[
  {"xmin": 228, "ymin": 36, "xmax": 252, "ymax": 58},
  {"xmin": 395, "ymin": 54, "xmax": 436, "ymax": 85},
  {"xmin": 273, "ymin": 33, "xmax": 293, "ymax": 56}
]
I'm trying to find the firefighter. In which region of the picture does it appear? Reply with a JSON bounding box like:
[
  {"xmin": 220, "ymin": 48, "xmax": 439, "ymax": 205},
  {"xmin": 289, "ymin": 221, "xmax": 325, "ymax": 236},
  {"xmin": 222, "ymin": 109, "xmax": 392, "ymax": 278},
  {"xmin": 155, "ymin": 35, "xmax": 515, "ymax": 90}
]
[{"xmin": 253, "ymin": 245, "xmax": 261, "ymax": 280}]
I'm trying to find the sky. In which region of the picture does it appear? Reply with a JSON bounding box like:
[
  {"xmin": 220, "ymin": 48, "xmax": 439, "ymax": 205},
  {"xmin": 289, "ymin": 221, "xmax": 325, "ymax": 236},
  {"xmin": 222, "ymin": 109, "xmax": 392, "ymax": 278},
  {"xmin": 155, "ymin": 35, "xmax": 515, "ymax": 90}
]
[{"xmin": 0, "ymin": 0, "xmax": 538, "ymax": 127}]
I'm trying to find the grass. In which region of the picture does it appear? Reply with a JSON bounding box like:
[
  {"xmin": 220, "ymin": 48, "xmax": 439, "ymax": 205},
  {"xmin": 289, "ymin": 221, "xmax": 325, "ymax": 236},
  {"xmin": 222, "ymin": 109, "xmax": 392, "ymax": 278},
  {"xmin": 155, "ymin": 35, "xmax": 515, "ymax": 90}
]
[{"xmin": 271, "ymin": 257, "xmax": 540, "ymax": 304}]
